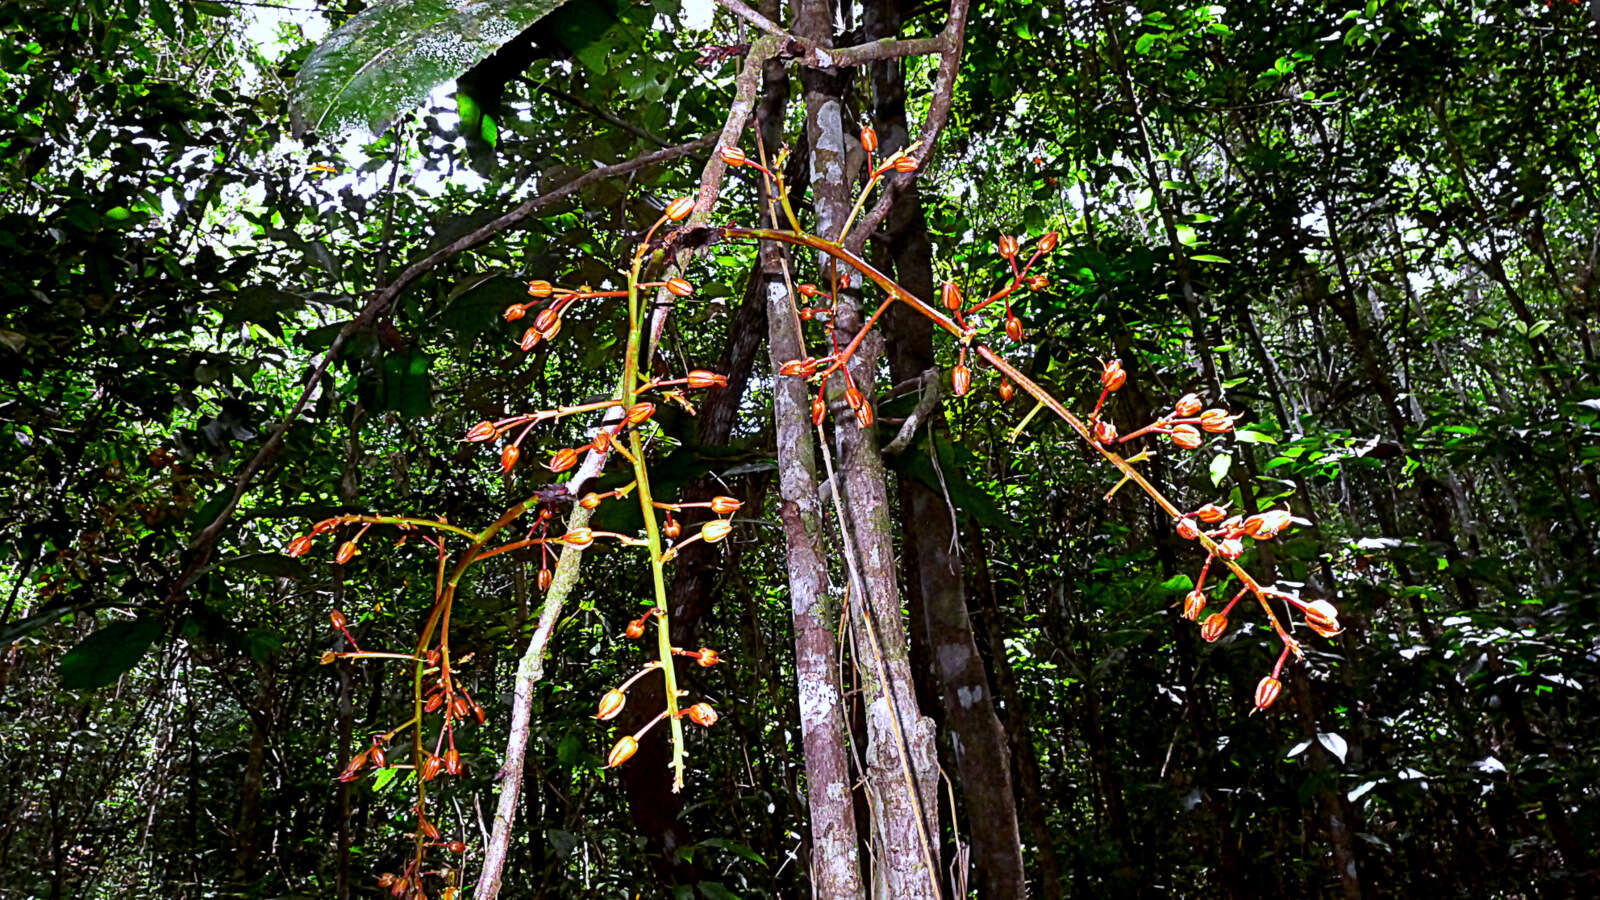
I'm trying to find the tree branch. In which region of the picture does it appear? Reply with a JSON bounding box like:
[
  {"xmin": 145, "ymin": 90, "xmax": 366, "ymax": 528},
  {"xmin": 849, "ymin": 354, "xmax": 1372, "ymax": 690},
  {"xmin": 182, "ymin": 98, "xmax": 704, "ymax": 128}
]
[
  {"xmin": 714, "ymin": 0, "xmax": 946, "ymax": 68},
  {"xmin": 714, "ymin": 0, "xmax": 791, "ymax": 40},
  {"xmin": 473, "ymin": 428, "xmax": 616, "ymax": 900},
  {"xmin": 644, "ymin": 35, "xmax": 784, "ymax": 362},
  {"xmin": 881, "ymin": 368, "xmax": 942, "ymax": 455},
  {"xmin": 847, "ymin": 0, "xmax": 971, "ymax": 252}
]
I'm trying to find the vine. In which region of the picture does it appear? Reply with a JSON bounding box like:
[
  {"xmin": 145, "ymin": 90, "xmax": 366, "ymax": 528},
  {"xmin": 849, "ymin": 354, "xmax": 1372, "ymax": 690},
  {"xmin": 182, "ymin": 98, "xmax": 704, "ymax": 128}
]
[{"xmin": 284, "ymin": 122, "xmax": 1343, "ymax": 897}]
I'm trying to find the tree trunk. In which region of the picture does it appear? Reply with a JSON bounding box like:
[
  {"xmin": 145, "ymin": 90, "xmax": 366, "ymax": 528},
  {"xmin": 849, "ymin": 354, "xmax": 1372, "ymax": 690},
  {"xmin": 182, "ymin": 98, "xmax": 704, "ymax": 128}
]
[
  {"xmin": 793, "ymin": 0, "xmax": 941, "ymax": 893},
  {"xmin": 231, "ymin": 666, "xmax": 272, "ymax": 884},
  {"xmin": 333, "ymin": 407, "xmax": 362, "ymax": 900},
  {"xmin": 865, "ymin": 2, "xmax": 1027, "ymax": 885},
  {"xmin": 965, "ymin": 524, "xmax": 1063, "ymax": 900},
  {"xmin": 764, "ymin": 162, "xmax": 869, "ymax": 900},
  {"xmin": 756, "ymin": 18, "xmax": 867, "ymax": 895}
]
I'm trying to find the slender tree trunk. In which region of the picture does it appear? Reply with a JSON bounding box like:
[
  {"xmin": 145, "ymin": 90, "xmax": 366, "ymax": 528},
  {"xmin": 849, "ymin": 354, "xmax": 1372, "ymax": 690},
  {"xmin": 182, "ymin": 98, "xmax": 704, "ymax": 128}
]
[
  {"xmin": 474, "ymin": 501, "xmax": 596, "ymax": 900},
  {"xmin": 333, "ymin": 407, "xmax": 362, "ymax": 900},
  {"xmin": 232, "ymin": 666, "xmax": 273, "ymax": 884},
  {"xmin": 48, "ymin": 776, "xmax": 64, "ymax": 900},
  {"xmin": 966, "ymin": 523, "xmax": 1062, "ymax": 900},
  {"xmin": 1098, "ymin": 3, "xmax": 1217, "ymax": 391},
  {"xmin": 334, "ymin": 627, "xmax": 354, "ymax": 900},
  {"xmin": 1300, "ymin": 125, "xmax": 1484, "ymax": 610}
]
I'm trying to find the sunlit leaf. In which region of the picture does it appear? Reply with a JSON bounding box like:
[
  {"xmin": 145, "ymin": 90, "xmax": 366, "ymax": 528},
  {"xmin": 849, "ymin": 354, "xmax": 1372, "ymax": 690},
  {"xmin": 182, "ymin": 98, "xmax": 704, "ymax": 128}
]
[
  {"xmin": 1233, "ymin": 429, "xmax": 1278, "ymax": 445},
  {"xmin": 1209, "ymin": 452, "xmax": 1232, "ymax": 486},
  {"xmin": 1317, "ymin": 731, "xmax": 1348, "ymax": 763},
  {"xmin": 289, "ymin": 0, "xmax": 574, "ymax": 137}
]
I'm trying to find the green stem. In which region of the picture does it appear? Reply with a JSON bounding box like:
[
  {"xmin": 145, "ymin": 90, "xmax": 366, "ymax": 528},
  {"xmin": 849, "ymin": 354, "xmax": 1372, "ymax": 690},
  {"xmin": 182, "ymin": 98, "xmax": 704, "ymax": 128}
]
[
  {"xmin": 341, "ymin": 514, "xmax": 479, "ymax": 541},
  {"xmin": 625, "ymin": 226, "xmax": 687, "ymax": 790}
]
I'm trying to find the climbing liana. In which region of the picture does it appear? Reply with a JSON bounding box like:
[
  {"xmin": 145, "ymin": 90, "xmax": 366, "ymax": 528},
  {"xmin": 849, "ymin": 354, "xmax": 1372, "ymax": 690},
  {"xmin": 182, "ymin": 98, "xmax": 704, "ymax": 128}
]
[{"xmin": 278, "ymin": 120, "xmax": 1341, "ymax": 896}]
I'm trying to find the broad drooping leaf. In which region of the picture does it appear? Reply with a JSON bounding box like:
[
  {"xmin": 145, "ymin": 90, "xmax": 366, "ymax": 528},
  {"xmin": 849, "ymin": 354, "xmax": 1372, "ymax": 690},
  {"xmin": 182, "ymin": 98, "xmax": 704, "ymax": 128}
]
[
  {"xmin": 289, "ymin": 0, "xmax": 573, "ymax": 137},
  {"xmin": 58, "ymin": 618, "xmax": 164, "ymax": 691}
]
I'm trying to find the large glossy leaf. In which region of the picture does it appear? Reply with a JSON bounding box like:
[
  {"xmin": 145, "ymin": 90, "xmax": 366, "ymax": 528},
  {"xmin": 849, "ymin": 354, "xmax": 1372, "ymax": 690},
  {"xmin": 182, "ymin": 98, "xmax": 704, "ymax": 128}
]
[{"xmin": 289, "ymin": 0, "xmax": 573, "ymax": 137}]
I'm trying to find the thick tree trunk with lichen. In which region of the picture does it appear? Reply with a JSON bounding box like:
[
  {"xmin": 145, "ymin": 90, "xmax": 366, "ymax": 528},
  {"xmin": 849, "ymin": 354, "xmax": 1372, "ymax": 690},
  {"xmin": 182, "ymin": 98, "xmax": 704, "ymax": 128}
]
[
  {"xmin": 792, "ymin": 0, "xmax": 941, "ymax": 896},
  {"xmin": 757, "ymin": 19, "xmax": 867, "ymax": 898}
]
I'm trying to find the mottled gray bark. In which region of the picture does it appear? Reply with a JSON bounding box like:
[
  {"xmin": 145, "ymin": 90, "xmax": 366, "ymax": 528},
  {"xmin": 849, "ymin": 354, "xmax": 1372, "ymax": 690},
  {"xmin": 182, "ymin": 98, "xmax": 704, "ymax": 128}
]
[
  {"xmin": 792, "ymin": 0, "xmax": 940, "ymax": 895},
  {"xmin": 769, "ymin": 265, "xmax": 867, "ymax": 897},
  {"xmin": 757, "ymin": 15, "xmax": 866, "ymax": 896}
]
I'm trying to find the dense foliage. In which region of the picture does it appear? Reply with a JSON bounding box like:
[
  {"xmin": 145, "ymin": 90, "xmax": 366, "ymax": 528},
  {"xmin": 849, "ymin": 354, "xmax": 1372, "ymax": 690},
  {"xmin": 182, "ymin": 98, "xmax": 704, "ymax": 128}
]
[{"xmin": 1, "ymin": 0, "xmax": 1596, "ymax": 897}]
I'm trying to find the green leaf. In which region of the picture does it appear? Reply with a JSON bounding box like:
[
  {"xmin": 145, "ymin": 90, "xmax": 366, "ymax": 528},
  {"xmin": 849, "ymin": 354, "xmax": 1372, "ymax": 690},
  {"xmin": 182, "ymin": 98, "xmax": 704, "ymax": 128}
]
[
  {"xmin": 382, "ymin": 349, "xmax": 431, "ymax": 418},
  {"xmin": 298, "ymin": 320, "xmax": 348, "ymax": 351},
  {"xmin": 1134, "ymin": 32, "xmax": 1159, "ymax": 54},
  {"xmin": 221, "ymin": 553, "xmax": 309, "ymax": 581},
  {"xmin": 245, "ymin": 628, "xmax": 283, "ymax": 664},
  {"xmin": 444, "ymin": 272, "xmax": 525, "ymax": 338},
  {"xmin": 1023, "ymin": 204, "xmax": 1046, "ymax": 236},
  {"xmin": 1158, "ymin": 573, "xmax": 1195, "ymax": 595},
  {"xmin": 699, "ymin": 838, "xmax": 766, "ymax": 866},
  {"xmin": 289, "ymin": 0, "xmax": 575, "ymax": 137},
  {"xmin": 222, "ymin": 286, "xmax": 306, "ymax": 330},
  {"xmin": 371, "ymin": 766, "xmax": 399, "ymax": 792},
  {"xmin": 455, "ymin": 89, "xmax": 484, "ymax": 135},
  {"xmin": 59, "ymin": 618, "xmax": 163, "ymax": 691},
  {"xmin": 150, "ymin": 0, "xmax": 177, "ymax": 37},
  {"xmin": 1190, "ymin": 253, "xmax": 1232, "ymax": 263},
  {"xmin": 891, "ymin": 434, "xmax": 1017, "ymax": 535},
  {"xmin": 1233, "ymin": 429, "xmax": 1278, "ymax": 445},
  {"xmin": 556, "ymin": 730, "xmax": 582, "ymax": 767},
  {"xmin": 550, "ymin": 0, "xmax": 627, "ymax": 75},
  {"xmin": 1209, "ymin": 451, "xmax": 1232, "ymax": 486},
  {"xmin": 188, "ymin": 486, "xmax": 235, "ymax": 538}
]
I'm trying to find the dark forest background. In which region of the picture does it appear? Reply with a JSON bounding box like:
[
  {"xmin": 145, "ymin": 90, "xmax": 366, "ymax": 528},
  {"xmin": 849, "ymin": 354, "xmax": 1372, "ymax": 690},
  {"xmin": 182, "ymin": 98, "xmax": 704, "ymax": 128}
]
[{"xmin": 1, "ymin": 0, "xmax": 1597, "ymax": 897}]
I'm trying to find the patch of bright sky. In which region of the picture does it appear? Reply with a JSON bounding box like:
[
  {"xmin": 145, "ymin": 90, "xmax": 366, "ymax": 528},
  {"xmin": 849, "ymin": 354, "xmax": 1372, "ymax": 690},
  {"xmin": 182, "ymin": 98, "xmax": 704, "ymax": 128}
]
[{"xmin": 682, "ymin": 0, "xmax": 715, "ymax": 30}]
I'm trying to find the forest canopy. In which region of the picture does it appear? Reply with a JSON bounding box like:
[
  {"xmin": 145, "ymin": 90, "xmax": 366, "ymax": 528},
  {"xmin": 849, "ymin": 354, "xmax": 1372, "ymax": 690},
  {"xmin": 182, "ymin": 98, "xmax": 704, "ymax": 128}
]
[{"xmin": 1, "ymin": 0, "xmax": 1598, "ymax": 898}]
